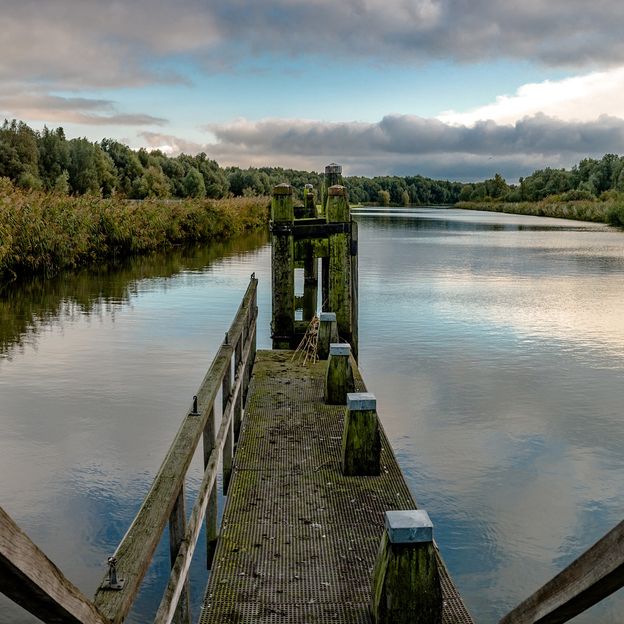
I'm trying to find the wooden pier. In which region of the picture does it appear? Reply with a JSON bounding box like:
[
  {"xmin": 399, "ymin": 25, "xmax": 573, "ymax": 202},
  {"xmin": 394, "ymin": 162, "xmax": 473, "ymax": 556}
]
[
  {"xmin": 199, "ymin": 350, "xmax": 472, "ymax": 623},
  {"xmin": 2, "ymin": 163, "xmax": 624, "ymax": 624}
]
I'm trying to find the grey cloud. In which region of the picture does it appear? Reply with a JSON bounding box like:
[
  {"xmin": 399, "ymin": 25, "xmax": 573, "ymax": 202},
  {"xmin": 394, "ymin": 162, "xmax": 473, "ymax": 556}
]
[
  {"xmin": 193, "ymin": 114, "xmax": 624, "ymax": 180},
  {"xmin": 3, "ymin": 0, "xmax": 624, "ymax": 93},
  {"xmin": 0, "ymin": 90, "xmax": 167, "ymax": 127}
]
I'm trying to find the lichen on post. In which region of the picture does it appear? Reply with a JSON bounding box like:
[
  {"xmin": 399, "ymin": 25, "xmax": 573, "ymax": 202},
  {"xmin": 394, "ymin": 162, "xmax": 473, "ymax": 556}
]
[
  {"xmin": 317, "ymin": 312, "xmax": 339, "ymax": 360},
  {"xmin": 342, "ymin": 393, "xmax": 381, "ymax": 476},
  {"xmin": 271, "ymin": 184, "xmax": 294, "ymax": 349},
  {"xmin": 324, "ymin": 342, "xmax": 355, "ymax": 404},
  {"xmin": 371, "ymin": 510, "xmax": 443, "ymax": 624}
]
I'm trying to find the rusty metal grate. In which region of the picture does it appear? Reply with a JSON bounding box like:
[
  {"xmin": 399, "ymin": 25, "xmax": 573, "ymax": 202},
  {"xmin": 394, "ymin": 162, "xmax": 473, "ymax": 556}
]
[{"xmin": 199, "ymin": 350, "xmax": 473, "ymax": 623}]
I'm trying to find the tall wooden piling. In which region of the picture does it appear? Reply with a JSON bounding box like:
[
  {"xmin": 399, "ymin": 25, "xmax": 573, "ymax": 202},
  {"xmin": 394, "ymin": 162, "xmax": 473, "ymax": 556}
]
[
  {"xmin": 327, "ymin": 185, "xmax": 352, "ymax": 344},
  {"xmin": 271, "ymin": 184, "xmax": 295, "ymax": 349}
]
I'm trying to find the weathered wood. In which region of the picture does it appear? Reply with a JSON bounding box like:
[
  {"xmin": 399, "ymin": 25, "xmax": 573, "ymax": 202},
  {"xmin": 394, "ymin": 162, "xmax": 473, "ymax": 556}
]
[
  {"xmin": 350, "ymin": 220, "xmax": 359, "ymax": 360},
  {"xmin": 499, "ymin": 518, "xmax": 624, "ymax": 624},
  {"xmin": 202, "ymin": 407, "xmax": 218, "ymax": 569},
  {"xmin": 371, "ymin": 513, "xmax": 442, "ymax": 624},
  {"xmin": 168, "ymin": 488, "xmax": 190, "ymax": 624},
  {"xmin": 0, "ymin": 506, "xmax": 108, "ymax": 624},
  {"xmin": 153, "ymin": 323, "xmax": 255, "ymax": 624},
  {"xmin": 223, "ymin": 415, "xmax": 234, "ymax": 494},
  {"xmin": 93, "ymin": 280, "xmax": 258, "ymax": 623},
  {"xmin": 342, "ymin": 393, "xmax": 380, "ymax": 476}
]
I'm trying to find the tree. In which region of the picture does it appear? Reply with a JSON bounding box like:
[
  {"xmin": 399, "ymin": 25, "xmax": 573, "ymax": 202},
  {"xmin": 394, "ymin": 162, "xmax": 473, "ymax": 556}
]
[{"xmin": 183, "ymin": 167, "xmax": 206, "ymax": 198}]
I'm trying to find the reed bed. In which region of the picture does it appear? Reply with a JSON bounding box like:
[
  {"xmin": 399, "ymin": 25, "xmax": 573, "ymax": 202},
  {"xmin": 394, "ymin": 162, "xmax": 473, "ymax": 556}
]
[
  {"xmin": 456, "ymin": 197, "xmax": 624, "ymax": 227},
  {"xmin": 0, "ymin": 178, "xmax": 269, "ymax": 279}
]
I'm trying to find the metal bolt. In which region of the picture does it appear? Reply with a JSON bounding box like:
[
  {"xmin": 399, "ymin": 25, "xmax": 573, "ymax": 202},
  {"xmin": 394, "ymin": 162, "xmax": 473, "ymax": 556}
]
[
  {"xmin": 251, "ymin": 272, "xmax": 255, "ymax": 279},
  {"xmin": 225, "ymin": 332, "xmax": 229, "ymax": 345},
  {"xmin": 191, "ymin": 395, "xmax": 198, "ymax": 415},
  {"xmin": 108, "ymin": 556, "xmax": 118, "ymax": 586}
]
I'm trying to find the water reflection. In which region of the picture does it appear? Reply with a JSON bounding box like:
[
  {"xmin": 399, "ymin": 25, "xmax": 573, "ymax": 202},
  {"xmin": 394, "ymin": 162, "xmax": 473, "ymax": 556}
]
[{"xmin": 2, "ymin": 210, "xmax": 624, "ymax": 623}]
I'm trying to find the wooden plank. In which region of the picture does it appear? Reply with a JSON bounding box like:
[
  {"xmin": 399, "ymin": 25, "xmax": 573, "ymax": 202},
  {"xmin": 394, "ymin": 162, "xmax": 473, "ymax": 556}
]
[
  {"xmin": 0, "ymin": 506, "xmax": 108, "ymax": 624},
  {"xmin": 93, "ymin": 346, "xmax": 232, "ymax": 623},
  {"xmin": 500, "ymin": 519, "xmax": 624, "ymax": 624},
  {"xmin": 153, "ymin": 325, "xmax": 254, "ymax": 624}
]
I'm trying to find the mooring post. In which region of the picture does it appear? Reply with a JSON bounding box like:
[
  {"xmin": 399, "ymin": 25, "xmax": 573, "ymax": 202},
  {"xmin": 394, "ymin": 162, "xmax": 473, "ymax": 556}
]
[
  {"xmin": 327, "ymin": 185, "xmax": 352, "ymax": 343},
  {"xmin": 318, "ymin": 312, "xmax": 339, "ymax": 359},
  {"xmin": 324, "ymin": 343, "xmax": 355, "ymax": 404},
  {"xmin": 202, "ymin": 406, "xmax": 218, "ymax": 568},
  {"xmin": 371, "ymin": 510, "xmax": 442, "ymax": 624},
  {"xmin": 303, "ymin": 183, "xmax": 317, "ymax": 218},
  {"xmin": 271, "ymin": 184, "xmax": 295, "ymax": 349},
  {"xmin": 323, "ymin": 163, "xmax": 343, "ymax": 214},
  {"xmin": 342, "ymin": 393, "xmax": 381, "ymax": 476},
  {"xmin": 168, "ymin": 486, "xmax": 191, "ymax": 624}
]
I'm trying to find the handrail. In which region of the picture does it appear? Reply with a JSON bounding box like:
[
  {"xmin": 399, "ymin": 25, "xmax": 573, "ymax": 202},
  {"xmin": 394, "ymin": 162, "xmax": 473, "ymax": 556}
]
[
  {"xmin": 499, "ymin": 518, "xmax": 624, "ymax": 624},
  {"xmin": 92, "ymin": 275, "xmax": 258, "ymax": 624}
]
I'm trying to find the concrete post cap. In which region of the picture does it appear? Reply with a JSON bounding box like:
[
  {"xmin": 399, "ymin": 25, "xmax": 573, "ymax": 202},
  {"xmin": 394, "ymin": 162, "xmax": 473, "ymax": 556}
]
[
  {"xmin": 329, "ymin": 343, "xmax": 350, "ymax": 356},
  {"xmin": 319, "ymin": 312, "xmax": 337, "ymax": 322},
  {"xmin": 347, "ymin": 393, "xmax": 376, "ymax": 411},
  {"xmin": 304, "ymin": 183, "xmax": 313, "ymax": 189},
  {"xmin": 385, "ymin": 510, "xmax": 433, "ymax": 544}
]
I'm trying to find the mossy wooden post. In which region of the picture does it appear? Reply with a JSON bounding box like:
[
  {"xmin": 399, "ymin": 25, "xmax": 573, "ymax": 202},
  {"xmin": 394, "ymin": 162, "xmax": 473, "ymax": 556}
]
[
  {"xmin": 371, "ymin": 510, "xmax": 442, "ymax": 624},
  {"xmin": 317, "ymin": 312, "xmax": 338, "ymax": 360},
  {"xmin": 202, "ymin": 406, "xmax": 218, "ymax": 568},
  {"xmin": 323, "ymin": 163, "xmax": 343, "ymax": 214},
  {"xmin": 327, "ymin": 185, "xmax": 352, "ymax": 344},
  {"xmin": 302, "ymin": 243, "xmax": 318, "ymax": 321},
  {"xmin": 271, "ymin": 183, "xmax": 294, "ymax": 349},
  {"xmin": 324, "ymin": 343, "xmax": 355, "ymax": 405},
  {"xmin": 303, "ymin": 183, "xmax": 317, "ymax": 218},
  {"xmin": 342, "ymin": 393, "xmax": 380, "ymax": 476}
]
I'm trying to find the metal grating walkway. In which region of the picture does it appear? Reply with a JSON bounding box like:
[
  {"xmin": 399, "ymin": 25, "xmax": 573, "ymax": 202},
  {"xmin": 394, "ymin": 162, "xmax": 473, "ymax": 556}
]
[{"xmin": 200, "ymin": 350, "xmax": 473, "ymax": 624}]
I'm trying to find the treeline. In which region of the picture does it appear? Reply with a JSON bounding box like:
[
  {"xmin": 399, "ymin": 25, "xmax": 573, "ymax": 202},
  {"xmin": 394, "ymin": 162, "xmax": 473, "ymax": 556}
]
[
  {"xmin": 460, "ymin": 154, "xmax": 624, "ymax": 203},
  {"xmin": 0, "ymin": 119, "xmax": 463, "ymax": 203}
]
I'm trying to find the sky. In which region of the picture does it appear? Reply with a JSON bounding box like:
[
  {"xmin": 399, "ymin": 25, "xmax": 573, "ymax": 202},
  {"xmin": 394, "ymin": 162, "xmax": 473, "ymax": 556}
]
[{"xmin": 3, "ymin": 0, "xmax": 624, "ymax": 181}]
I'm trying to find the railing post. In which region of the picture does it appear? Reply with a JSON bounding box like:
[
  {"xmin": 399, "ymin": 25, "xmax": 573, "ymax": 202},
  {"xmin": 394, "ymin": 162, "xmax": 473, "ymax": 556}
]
[
  {"xmin": 202, "ymin": 406, "xmax": 218, "ymax": 569},
  {"xmin": 324, "ymin": 343, "xmax": 355, "ymax": 405},
  {"xmin": 371, "ymin": 510, "xmax": 442, "ymax": 624},
  {"xmin": 222, "ymin": 345, "xmax": 233, "ymax": 495},
  {"xmin": 168, "ymin": 487, "xmax": 191, "ymax": 624},
  {"xmin": 234, "ymin": 338, "xmax": 243, "ymax": 440},
  {"xmin": 342, "ymin": 393, "xmax": 381, "ymax": 476}
]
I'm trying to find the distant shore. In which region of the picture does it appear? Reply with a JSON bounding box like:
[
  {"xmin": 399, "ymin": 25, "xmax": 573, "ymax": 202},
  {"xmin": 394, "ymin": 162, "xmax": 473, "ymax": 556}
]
[{"xmin": 456, "ymin": 198, "xmax": 624, "ymax": 227}]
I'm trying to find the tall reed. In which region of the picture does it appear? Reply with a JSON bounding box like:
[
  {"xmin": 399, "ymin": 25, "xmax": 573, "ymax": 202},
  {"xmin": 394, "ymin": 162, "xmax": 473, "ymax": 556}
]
[{"xmin": 0, "ymin": 178, "xmax": 269, "ymax": 279}]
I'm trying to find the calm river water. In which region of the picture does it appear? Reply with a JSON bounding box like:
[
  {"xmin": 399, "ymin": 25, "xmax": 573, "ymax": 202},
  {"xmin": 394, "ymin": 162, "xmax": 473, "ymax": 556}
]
[{"xmin": 1, "ymin": 209, "xmax": 623, "ymax": 623}]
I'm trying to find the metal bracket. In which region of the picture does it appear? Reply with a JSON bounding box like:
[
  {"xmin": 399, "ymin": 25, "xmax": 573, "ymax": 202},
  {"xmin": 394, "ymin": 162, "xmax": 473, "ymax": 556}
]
[
  {"xmin": 189, "ymin": 395, "xmax": 199, "ymax": 416},
  {"xmin": 100, "ymin": 556, "xmax": 125, "ymax": 591}
]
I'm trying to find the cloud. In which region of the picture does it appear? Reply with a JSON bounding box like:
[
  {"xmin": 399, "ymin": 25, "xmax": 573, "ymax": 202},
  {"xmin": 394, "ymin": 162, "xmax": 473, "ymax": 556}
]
[
  {"xmin": 191, "ymin": 114, "xmax": 624, "ymax": 179},
  {"xmin": 2, "ymin": 0, "xmax": 624, "ymax": 94},
  {"xmin": 439, "ymin": 66, "xmax": 624, "ymax": 126},
  {"xmin": 0, "ymin": 90, "xmax": 167, "ymax": 127}
]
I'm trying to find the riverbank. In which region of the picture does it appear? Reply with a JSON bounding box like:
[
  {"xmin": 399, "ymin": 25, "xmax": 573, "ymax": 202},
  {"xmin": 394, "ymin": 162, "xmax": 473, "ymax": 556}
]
[
  {"xmin": 0, "ymin": 178, "xmax": 269, "ymax": 279},
  {"xmin": 456, "ymin": 198, "xmax": 624, "ymax": 226}
]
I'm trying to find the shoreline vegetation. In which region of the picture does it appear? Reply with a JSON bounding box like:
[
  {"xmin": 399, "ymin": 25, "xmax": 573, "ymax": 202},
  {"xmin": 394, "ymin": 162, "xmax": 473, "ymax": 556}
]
[
  {"xmin": 0, "ymin": 179, "xmax": 269, "ymax": 280},
  {"xmin": 456, "ymin": 197, "xmax": 624, "ymax": 227}
]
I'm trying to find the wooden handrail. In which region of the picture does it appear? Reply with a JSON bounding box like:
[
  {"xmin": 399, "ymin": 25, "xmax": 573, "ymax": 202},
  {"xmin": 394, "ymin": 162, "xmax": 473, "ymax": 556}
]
[
  {"xmin": 92, "ymin": 276, "xmax": 258, "ymax": 624},
  {"xmin": 500, "ymin": 518, "xmax": 624, "ymax": 624},
  {"xmin": 154, "ymin": 310, "xmax": 257, "ymax": 624}
]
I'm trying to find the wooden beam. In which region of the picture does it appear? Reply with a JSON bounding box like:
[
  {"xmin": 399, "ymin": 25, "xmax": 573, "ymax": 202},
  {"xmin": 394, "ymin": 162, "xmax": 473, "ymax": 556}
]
[
  {"xmin": 0, "ymin": 506, "xmax": 108, "ymax": 624},
  {"xmin": 499, "ymin": 519, "xmax": 624, "ymax": 624}
]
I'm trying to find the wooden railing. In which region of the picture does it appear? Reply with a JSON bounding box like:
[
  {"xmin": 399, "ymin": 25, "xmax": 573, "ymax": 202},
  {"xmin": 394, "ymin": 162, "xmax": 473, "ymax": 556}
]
[
  {"xmin": 499, "ymin": 518, "xmax": 624, "ymax": 624},
  {"xmin": 0, "ymin": 275, "xmax": 258, "ymax": 624}
]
